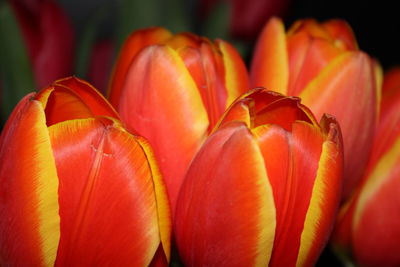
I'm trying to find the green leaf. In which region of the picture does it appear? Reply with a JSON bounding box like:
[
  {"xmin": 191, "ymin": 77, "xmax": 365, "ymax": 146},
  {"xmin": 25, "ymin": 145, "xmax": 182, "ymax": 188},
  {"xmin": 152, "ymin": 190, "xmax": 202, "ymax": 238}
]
[{"xmin": 0, "ymin": 2, "xmax": 35, "ymax": 123}]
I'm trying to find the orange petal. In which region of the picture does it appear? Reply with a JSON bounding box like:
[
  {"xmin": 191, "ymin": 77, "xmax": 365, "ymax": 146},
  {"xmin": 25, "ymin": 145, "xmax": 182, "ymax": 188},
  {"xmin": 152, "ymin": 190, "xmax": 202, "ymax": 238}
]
[
  {"xmin": 216, "ymin": 39, "xmax": 250, "ymax": 105},
  {"xmin": 286, "ymin": 32, "xmax": 343, "ymax": 96},
  {"xmin": 300, "ymin": 51, "xmax": 377, "ymax": 199},
  {"xmin": 352, "ymin": 137, "xmax": 400, "ymax": 267},
  {"xmin": 368, "ymin": 76, "xmax": 400, "ymax": 167},
  {"xmin": 175, "ymin": 122, "xmax": 275, "ymax": 266},
  {"xmin": 297, "ymin": 115, "xmax": 343, "ymax": 267},
  {"xmin": 55, "ymin": 77, "xmax": 119, "ymax": 119},
  {"xmin": 165, "ymin": 32, "xmax": 202, "ymax": 50},
  {"xmin": 250, "ymin": 17, "xmax": 289, "ymax": 94},
  {"xmin": 108, "ymin": 27, "xmax": 172, "ymax": 107},
  {"xmin": 178, "ymin": 42, "xmax": 226, "ymax": 129},
  {"xmin": 36, "ymin": 86, "xmax": 96, "ymax": 126},
  {"xmin": 253, "ymin": 121, "xmax": 325, "ymax": 267},
  {"xmin": 117, "ymin": 45, "xmax": 208, "ymax": 214},
  {"xmin": 0, "ymin": 96, "xmax": 60, "ymax": 266},
  {"xmin": 322, "ymin": 20, "xmax": 358, "ymax": 50},
  {"xmin": 48, "ymin": 118, "xmax": 167, "ymax": 266}
]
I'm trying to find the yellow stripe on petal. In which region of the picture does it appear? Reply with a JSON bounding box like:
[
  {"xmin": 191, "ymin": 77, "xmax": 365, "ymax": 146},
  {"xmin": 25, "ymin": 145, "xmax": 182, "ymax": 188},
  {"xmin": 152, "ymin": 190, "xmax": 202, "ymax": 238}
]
[
  {"xmin": 217, "ymin": 40, "xmax": 249, "ymax": 105},
  {"xmin": 353, "ymin": 136, "xmax": 400, "ymax": 229},
  {"xmin": 0, "ymin": 99, "xmax": 60, "ymax": 266},
  {"xmin": 297, "ymin": 131, "xmax": 342, "ymax": 267},
  {"xmin": 31, "ymin": 101, "xmax": 60, "ymax": 267},
  {"xmin": 135, "ymin": 136, "xmax": 172, "ymax": 262}
]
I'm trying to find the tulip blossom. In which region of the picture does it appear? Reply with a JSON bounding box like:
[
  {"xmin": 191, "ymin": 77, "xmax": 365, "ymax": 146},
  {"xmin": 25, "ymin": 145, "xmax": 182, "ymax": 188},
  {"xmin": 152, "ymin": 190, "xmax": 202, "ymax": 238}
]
[
  {"xmin": 251, "ymin": 17, "xmax": 380, "ymax": 199},
  {"xmin": 108, "ymin": 27, "xmax": 249, "ymax": 213},
  {"xmin": 10, "ymin": 0, "xmax": 75, "ymax": 88},
  {"xmin": 0, "ymin": 77, "xmax": 171, "ymax": 266},
  {"xmin": 332, "ymin": 67, "xmax": 400, "ymax": 267},
  {"xmin": 175, "ymin": 89, "xmax": 343, "ymax": 267}
]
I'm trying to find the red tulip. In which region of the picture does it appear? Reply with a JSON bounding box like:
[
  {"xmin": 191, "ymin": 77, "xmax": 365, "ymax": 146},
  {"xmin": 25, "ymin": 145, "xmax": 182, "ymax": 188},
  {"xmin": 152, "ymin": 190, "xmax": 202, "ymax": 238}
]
[
  {"xmin": 251, "ymin": 17, "xmax": 381, "ymax": 200},
  {"xmin": 108, "ymin": 27, "xmax": 249, "ymax": 213},
  {"xmin": 10, "ymin": 0, "xmax": 74, "ymax": 88},
  {"xmin": 0, "ymin": 77, "xmax": 171, "ymax": 266},
  {"xmin": 175, "ymin": 89, "xmax": 343, "ymax": 267},
  {"xmin": 332, "ymin": 67, "xmax": 400, "ymax": 267}
]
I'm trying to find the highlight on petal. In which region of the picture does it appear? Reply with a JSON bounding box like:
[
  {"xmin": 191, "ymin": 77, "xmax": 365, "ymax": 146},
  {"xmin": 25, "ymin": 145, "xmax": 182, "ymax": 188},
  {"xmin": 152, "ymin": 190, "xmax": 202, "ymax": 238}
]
[
  {"xmin": 300, "ymin": 51, "xmax": 377, "ymax": 199},
  {"xmin": 250, "ymin": 17, "xmax": 289, "ymax": 94},
  {"xmin": 175, "ymin": 122, "xmax": 276, "ymax": 266},
  {"xmin": 117, "ymin": 45, "xmax": 208, "ymax": 213},
  {"xmin": 48, "ymin": 118, "xmax": 168, "ymax": 266},
  {"xmin": 108, "ymin": 27, "xmax": 172, "ymax": 106},
  {"xmin": 0, "ymin": 97, "xmax": 60, "ymax": 266}
]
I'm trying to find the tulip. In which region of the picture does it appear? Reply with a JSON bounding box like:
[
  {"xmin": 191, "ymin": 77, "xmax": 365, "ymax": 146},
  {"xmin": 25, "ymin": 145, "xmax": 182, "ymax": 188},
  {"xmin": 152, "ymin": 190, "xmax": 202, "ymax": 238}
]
[
  {"xmin": 0, "ymin": 77, "xmax": 171, "ymax": 266},
  {"xmin": 251, "ymin": 17, "xmax": 381, "ymax": 200},
  {"xmin": 10, "ymin": 0, "xmax": 75, "ymax": 88},
  {"xmin": 332, "ymin": 67, "xmax": 400, "ymax": 267},
  {"xmin": 108, "ymin": 27, "xmax": 249, "ymax": 213},
  {"xmin": 175, "ymin": 88, "xmax": 343, "ymax": 267}
]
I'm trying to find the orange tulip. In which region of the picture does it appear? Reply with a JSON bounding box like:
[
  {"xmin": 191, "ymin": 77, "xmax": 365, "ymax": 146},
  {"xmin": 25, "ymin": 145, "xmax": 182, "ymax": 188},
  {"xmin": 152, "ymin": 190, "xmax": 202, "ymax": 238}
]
[
  {"xmin": 175, "ymin": 89, "xmax": 343, "ymax": 267},
  {"xmin": 108, "ymin": 27, "xmax": 249, "ymax": 213},
  {"xmin": 0, "ymin": 77, "xmax": 171, "ymax": 266},
  {"xmin": 251, "ymin": 17, "xmax": 381, "ymax": 199},
  {"xmin": 332, "ymin": 67, "xmax": 400, "ymax": 267}
]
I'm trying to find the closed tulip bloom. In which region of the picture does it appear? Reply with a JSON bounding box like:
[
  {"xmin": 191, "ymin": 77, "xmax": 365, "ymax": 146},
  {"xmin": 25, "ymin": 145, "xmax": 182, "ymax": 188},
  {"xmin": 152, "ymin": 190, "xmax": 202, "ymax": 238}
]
[
  {"xmin": 175, "ymin": 89, "xmax": 343, "ymax": 267},
  {"xmin": 251, "ymin": 17, "xmax": 380, "ymax": 200},
  {"xmin": 0, "ymin": 77, "xmax": 171, "ymax": 266},
  {"xmin": 108, "ymin": 27, "xmax": 249, "ymax": 213},
  {"xmin": 332, "ymin": 67, "xmax": 400, "ymax": 267}
]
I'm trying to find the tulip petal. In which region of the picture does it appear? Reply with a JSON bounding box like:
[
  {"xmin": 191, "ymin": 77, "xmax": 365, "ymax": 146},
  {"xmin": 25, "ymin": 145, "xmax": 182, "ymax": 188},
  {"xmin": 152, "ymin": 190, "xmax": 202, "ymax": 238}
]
[
  {"xmin": 118, "ymin": 45, "xmax": 209, "ymax": 212},
  {"xmin": 250, "ymin": 17, "xmax": 288, "ymax": 94},
  {"xmin": 216, "ymin": 39, "xmax": 249, "ymax": 104},
  {"xmin": 108, "ymin": 27, "xmax": 172, "ymax": 106},
  {"xmin": 49, "ymin": 118, "xmax": 164, "ymax": 266},
  {"xmin": 0, "ymin": 96, "xmax": 60, "ymax": 266},
  {"xmin": 286, "ymin": 35, "xmax": 343, "ymax": 96},
  {"xmin": 352, "ymin": 137, "xmax": 400, "ymax": 267},
  {"xmin": 300, "ymin": 51, "xmax": 377, "ymax": 199},
  {"xmin": 252, "ymin": 121, "xmax": 325, "ymax": 267},
  {"xmin": 36, "ymin": 86, "xmax": 96, "ymax": 126},
  {"xmin": 322, "ymin": 20, "xmax": 358, "ymax": 50},
  {"xmin": 297, "ymin": 115, "xmax": 343, "ymax": 267},
  {"xmin": 55, "ymin": 77, "xmax": 120, "ymax": 119},
  {"xmin": 175, "ymin": 122, "xmax": 276, "ymax": 266}
]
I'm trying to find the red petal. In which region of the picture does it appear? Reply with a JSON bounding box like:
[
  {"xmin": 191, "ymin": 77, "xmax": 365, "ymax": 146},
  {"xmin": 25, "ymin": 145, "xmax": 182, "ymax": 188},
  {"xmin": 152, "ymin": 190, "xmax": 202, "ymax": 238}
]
[
  {"xmin": 0, "ymin": 97, "xmax": 60, "ymax": 266},
  {"xmin": 175, "ymin": 122, "xmax": 275, "ymax": 266},
  {"xmin": 55, "ymin": 77, "xmax": 119, "ymax": 119},
  {"xmin": 300, "ymin": 52, "xmax": 378, "ymax": 199},
  {"xmin": 253, "ymin": 121, "xmax": 325, "ymax": 267},
  {"xmin": 352, "ymin": 138, "xmax": 400, "ymax": 267},
  {"xmin": 108, "ymin": 27, "xmax": 172, "ymax": 106},
  {"xmin": 49, "ymin": 118, "xmax": 168, "ymax": 266},
  {"xmin": 117, "ymin": 45, "xmax": 209, "ymax": 214},
  {"xmin": 322, "ymin": 20, "xmax": 358, "ymax": 51}
]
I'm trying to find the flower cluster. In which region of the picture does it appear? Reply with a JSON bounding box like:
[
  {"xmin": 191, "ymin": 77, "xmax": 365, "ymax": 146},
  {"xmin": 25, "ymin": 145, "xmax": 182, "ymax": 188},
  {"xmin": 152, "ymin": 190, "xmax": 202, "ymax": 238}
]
[{"xmin": 1, "ymin": 16, "xmax": 398, "ymax": 267}]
